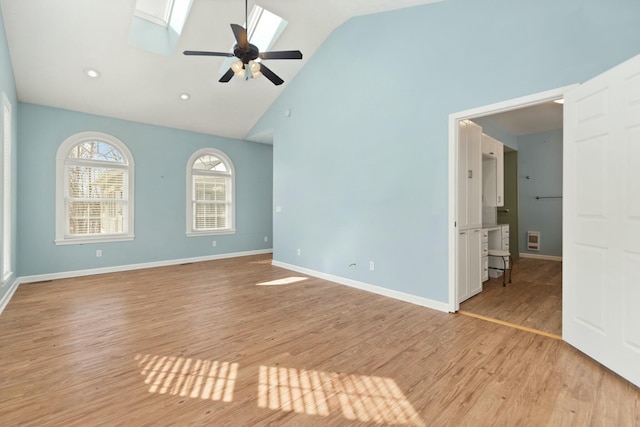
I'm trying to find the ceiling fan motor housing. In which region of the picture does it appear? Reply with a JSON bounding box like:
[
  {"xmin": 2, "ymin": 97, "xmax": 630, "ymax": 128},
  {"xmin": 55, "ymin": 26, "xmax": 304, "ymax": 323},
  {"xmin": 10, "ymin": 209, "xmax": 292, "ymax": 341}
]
[{"xmin": 234, "ymin": 43, "xmax": 260, "ymax": 64}]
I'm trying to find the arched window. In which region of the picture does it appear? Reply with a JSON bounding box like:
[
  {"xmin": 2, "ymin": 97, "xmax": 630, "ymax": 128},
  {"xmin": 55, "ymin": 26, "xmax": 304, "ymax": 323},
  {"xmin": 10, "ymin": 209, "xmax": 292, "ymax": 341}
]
[
  {"xmin": 55, "ymin": 132, "xmax": 135, "ymax": 244},
  {"xmin": 186, "ymin": 148, "xmax": 235, "ymax": 236}
]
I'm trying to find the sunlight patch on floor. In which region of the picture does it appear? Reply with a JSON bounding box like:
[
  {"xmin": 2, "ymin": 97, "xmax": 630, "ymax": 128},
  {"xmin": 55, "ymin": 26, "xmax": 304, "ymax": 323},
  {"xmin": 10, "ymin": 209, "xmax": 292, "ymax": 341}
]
[
  {"xmin": 135, "ymin": 354, "xmax": 238, "ymax": 401},
  {"xmin": 256, "ymin": 277, "xmax": 308, "ymax": 286},
  {"xmin": 257, "ymin": 365, "xmax": 423, "ymax": 426}
]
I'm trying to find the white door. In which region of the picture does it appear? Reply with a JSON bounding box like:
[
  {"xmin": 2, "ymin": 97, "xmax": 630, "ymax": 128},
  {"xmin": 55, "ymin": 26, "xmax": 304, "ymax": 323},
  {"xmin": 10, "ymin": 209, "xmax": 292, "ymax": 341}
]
[{"xmin": 563, "ymin": 54, "xmax": 640, "ymax": 387}]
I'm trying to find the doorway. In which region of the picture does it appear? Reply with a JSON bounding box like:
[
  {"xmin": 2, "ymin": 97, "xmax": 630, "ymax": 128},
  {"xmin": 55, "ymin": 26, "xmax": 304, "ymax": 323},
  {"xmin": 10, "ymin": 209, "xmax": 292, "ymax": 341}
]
[
  {"xmin": 448, "ymin": 85, "xmax": 573, "ymax": 325},
  {"xmin": 450, "ymin": 54, "xmax": 640, "ymax": 389}
]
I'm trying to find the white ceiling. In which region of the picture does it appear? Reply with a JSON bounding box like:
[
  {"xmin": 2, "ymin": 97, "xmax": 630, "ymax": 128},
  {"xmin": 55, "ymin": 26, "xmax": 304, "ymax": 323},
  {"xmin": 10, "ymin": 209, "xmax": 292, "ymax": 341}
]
[
  {"xmin": 0, "ymin": 0, "xmax": 442, "ymax": 141},
  {"xmin": 480, "ymin": 101, "xmax": 564, "ymax": 136}
]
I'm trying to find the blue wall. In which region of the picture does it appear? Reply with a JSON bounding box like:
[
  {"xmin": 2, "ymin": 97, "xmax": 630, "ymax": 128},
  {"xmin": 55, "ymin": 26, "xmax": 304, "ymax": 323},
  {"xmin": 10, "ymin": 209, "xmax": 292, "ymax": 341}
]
[
  {"xmin": 17, "ymin": 103, "xmax": 273, "ymax": 276},
  {"xmin": 0, "ymin": 5, "xmax": 18, "ymax": 303},
  {"xmin": 249, "ymin": 0, "xmax": 640, "ymax": 304},
  {"xmin": 518, "ymin": 129, "xmax": 563, "ymax": 257}
]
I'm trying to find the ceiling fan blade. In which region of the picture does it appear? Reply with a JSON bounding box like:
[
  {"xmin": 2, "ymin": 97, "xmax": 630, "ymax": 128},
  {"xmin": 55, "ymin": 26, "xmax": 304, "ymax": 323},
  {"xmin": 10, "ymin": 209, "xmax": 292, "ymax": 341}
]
[
  {"xmin": 184, "ymin": 50, "xmax": 235, "ymax": 57},
  {"xmin": 259, "ymin": 63, "xmax": 284, "ymax": 86},
  {"xmin": 259, "ymin": 50, "xmax": 303, "ymax": 60},
  {"xmin": 219, "ymin": 68, "xmax": 234, "ymax": 83},
  {"xmin": 230, "ymin": 24, "xmax": 249, "ymax": 50}
]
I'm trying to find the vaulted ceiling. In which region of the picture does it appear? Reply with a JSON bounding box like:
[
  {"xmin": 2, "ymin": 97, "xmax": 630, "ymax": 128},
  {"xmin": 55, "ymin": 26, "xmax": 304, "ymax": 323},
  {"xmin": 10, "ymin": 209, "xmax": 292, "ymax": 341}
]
[{"xmin": 0, "ymin": 0, "xmax": 442, "ymax": 141}]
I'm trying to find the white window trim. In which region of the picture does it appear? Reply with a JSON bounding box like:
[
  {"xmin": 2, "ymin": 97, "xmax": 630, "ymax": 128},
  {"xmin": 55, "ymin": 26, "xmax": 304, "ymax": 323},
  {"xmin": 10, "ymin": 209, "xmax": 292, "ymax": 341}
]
[
  {"xmin": 55, "ymin": 132, "xmax": 135, "ymax": 245},
  {"xmin": 186, "ymin": 148, "xmax": 236, "ymax": 237},
  {"xmin": 2, "ymin": 93, "xmax": 12, "ymax": 283}
]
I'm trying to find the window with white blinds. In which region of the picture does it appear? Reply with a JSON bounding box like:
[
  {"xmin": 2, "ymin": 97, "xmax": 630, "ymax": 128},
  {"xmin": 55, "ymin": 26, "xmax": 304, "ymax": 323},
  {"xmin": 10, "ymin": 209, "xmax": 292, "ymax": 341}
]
[
  {"xmin": 56, "ymin": 132, "xmax": 135, "ymax": 245},
  {"xmin": 186, "ymin": 149, "xmax": 235, "ymax": 236}
]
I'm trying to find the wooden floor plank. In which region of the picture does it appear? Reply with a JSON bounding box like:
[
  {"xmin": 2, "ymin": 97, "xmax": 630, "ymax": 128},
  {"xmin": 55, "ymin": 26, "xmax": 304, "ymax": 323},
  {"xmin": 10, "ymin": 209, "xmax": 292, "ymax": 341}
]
[
  {"xmin": 460, "ymin": 257, "xmax": 563, "ymax": 336},
  {"xmin": 0, "ymin": 254, "xmax": 638, "ymax": 426}
]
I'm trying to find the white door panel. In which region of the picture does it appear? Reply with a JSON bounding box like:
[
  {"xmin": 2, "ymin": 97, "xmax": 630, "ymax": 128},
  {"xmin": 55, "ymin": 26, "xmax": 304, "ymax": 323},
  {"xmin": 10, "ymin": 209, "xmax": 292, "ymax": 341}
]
[
  {"xmin": 623, "ymin": 253, "xmax": 640, "ymax": 350},
  {"xmin": 564, "ymin": 54, "xmax": 640, "ymax": 387}
]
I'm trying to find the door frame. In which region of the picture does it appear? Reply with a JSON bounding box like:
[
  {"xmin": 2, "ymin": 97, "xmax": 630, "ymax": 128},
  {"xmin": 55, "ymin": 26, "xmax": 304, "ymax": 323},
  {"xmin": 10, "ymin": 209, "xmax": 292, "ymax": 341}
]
[{"xmin": 448, "ymin": 84, "xmax": 577, "ymax": 312}]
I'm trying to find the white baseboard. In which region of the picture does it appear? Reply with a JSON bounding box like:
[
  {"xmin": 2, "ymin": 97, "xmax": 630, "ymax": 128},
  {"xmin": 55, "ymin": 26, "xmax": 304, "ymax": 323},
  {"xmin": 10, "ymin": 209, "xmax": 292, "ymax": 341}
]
[
  {"xmin": 0, "ymin": 278, "xmax": 20, "ymax": 314},
  {"xmin": 18, "ymin": 249, "xmax": 273, "ymax": 285},
  {"xmin": 519, "ymin": 253, "xmax": 563, "ymax": 262},
  {"xmin": 271, "ymin": 260, "xmax": 450, "ymax": 313}
]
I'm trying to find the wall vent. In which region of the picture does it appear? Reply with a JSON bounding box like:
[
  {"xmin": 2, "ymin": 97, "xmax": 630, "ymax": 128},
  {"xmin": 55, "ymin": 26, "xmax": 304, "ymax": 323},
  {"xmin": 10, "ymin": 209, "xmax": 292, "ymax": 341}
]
[{"xmin": 527, "ymin": 231, "xmax": 540, "ymax": 251}]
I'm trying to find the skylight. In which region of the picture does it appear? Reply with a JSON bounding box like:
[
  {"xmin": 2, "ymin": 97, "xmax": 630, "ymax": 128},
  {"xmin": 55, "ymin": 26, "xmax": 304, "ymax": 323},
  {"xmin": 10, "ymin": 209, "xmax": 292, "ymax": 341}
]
[
  {"xmin": 134, "ymin": 0, "xmax": 174, "ymax": 27},
  {"xmin": 129, "ymin": 0, "xmax": 193, "ymax": 55},
  {"xmin": 218, "ymin": 5, "xmax": 288, "ymax": 75},
  {"xmin": 169, "ymin": 0, "xmax": 191, "ymax": 34},
  {"xmin": 247, "ymin": 5, "xmax": 287, "ymax": 52}
]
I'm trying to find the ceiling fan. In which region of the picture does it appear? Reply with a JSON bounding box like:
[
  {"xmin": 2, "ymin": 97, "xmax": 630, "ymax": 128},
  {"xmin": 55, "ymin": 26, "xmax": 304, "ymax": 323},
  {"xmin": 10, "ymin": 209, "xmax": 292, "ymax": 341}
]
[{"xmin": 183, "ymin": 0, "xmax": 303, "ymax": 86}]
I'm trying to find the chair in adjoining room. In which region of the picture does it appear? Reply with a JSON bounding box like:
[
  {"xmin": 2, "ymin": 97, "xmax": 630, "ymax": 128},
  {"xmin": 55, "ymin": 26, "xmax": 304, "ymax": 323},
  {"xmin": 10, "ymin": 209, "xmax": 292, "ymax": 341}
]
[{"xmin": 488, "ymin": 249, "xmax": 512, "ymax": 286}]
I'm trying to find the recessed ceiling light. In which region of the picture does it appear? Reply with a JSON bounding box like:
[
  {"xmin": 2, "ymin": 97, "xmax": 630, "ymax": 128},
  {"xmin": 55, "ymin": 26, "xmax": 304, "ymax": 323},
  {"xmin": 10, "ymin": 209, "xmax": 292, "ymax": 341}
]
[
  {"xmin": 553, "ymin": 98, "xmax": 564, "ymax": 104},
  {"xmin": 180, "ymin": 93, "xmax": 191, "ymax": 100},
  {"xmin": 85, "ymin": 68, "xmax": 101, "ymax": 78}
]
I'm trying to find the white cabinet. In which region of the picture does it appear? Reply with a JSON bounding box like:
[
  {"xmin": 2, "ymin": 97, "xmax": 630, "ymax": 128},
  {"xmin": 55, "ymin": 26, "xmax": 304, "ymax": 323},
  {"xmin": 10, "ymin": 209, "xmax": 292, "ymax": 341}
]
[
  {"xmin": 458, "ymin": 120, "xmax": 483, "ymax": 303},
  {"xmin": 458, "ymin": 229, "xmax": 482, "ymax": 303},
  {"xmin": 481, "ymin": 256, "xmax": 489, "ymax": 282},
  {"xmin": 481, "ymin": 134, "xmax": 498, "ymax": 156},
  {"xmin": 481, "ymin": 228, "xmax": 489, "ymax": 282},
  {"xmin": 469, "ymin": 229, "xmax": 483, "ymax": 297},
  {"xmin": 481, "ymin": 134, "xmax": 504, "ymax": 207},
  {"xmin": 458, "ymin": 121, "xmax": 469, "ymax": 229},
  {"xmin": 458, "ymin": 120, "xmax": 482, "ymax": 230},
  {"xmin": 501, "ymin": 225, "xmax": 509, "ymax": 251},
  {"xmin": 482, "ymin": 155, "xmax": 497, "ymax": 207},
  {"xmin": 457, "ymin": 231, "xmax": 469, "ymax": 302}
]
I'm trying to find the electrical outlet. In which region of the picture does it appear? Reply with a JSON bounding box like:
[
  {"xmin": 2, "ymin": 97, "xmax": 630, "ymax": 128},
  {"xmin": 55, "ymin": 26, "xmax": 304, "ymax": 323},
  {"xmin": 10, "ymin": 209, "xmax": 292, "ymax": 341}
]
[
  {"xmin": 369, "ymin": 261, "xmax": 375, "ymax": 271},
  {"xmin": 96, "ymin": 249, "xmax": 102, "ymax": 258},
  {"xmin": 297, "ymin": 248, "xmax": 301, "ymax": 256},
  {"xmin": 212, "ymin": 241, "xmax": 217, "ymax": 247},
  {"xmin": 276, "ymin": 206, "xmax": 282, "ymax": 213},
  {"xmin": 264, "ymin": 236, "xmax": 268, "ymax": 242}
]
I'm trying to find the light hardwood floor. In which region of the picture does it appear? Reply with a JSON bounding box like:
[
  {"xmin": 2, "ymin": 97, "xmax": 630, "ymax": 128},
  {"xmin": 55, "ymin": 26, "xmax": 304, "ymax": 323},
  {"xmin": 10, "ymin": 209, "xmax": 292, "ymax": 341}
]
[
  {"xmin": 0, "ymin": 254, "xmax": 638, "ymax": 426},
  {"xmin": 460, "ymin": 257, "xmax": 563, "ymax": 337}
]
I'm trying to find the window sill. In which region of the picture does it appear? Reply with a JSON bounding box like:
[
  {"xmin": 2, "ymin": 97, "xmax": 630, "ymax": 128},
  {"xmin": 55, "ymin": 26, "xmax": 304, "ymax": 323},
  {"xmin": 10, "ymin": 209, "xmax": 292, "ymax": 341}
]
[
  {"xmin": 55, "ymin": 235, "xmax": 135, "ymax": 246},
  {"xmin": 186, "ymin": 229, "xmax": 236, "ymax": 237}
]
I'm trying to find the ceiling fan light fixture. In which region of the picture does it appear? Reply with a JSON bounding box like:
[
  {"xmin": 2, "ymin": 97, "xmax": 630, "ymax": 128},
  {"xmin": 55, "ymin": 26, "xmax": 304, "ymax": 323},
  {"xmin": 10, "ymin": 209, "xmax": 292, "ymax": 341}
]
[
  {"xmin": 231, "ymin": 60, "xmax": 245, "ymax": 78},
  {"xmin": 248, "ymin": 60, "xmax": 262, "ymax": 79}
]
